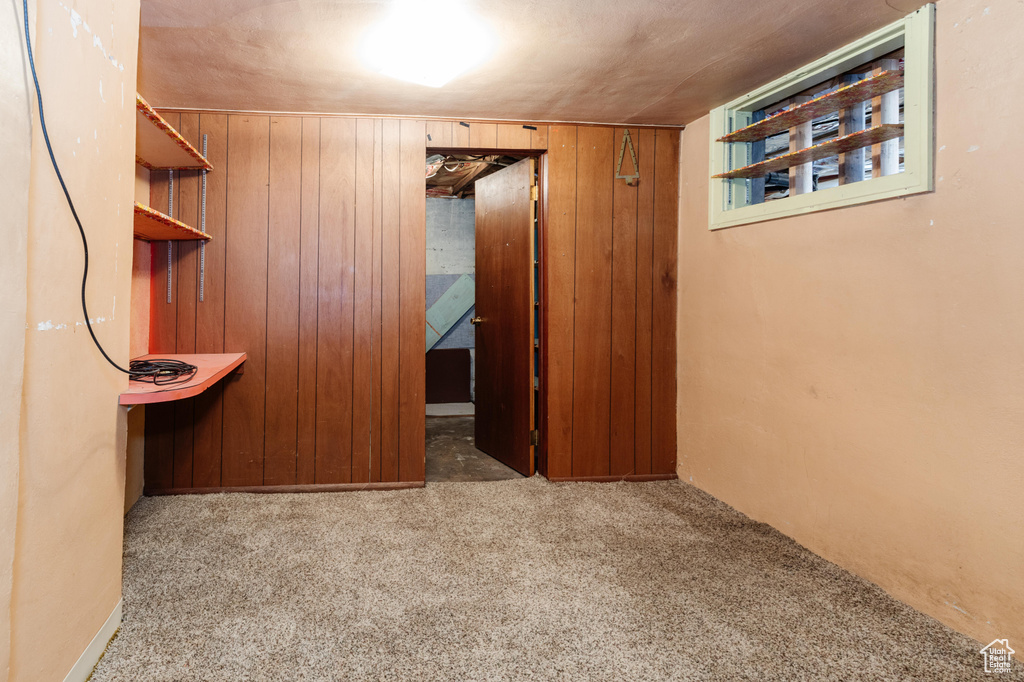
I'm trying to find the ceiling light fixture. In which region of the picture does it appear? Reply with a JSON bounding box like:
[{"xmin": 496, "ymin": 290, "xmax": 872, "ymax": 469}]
[{"xmin": 360, "ymin": 0, "xmax": 496, "ymax": 88}]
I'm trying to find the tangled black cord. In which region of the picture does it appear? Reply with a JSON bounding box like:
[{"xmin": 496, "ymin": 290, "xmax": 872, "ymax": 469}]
[
  {"xmin": 128, "ymin": 359, "xmax": 198, "ymax": 386},
  {"xmin": 23, "ymin": 0, "xmax": 196, "ymax": 387}
]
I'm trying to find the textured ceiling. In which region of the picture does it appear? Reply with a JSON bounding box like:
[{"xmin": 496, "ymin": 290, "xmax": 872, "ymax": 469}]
[{"xmin": 138, "ymin": 0, "xmax": 919, "ymax": 126}]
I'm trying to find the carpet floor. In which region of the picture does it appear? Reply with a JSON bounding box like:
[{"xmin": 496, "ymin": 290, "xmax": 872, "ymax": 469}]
[{"xmin": 92, "ymin": 478, "xmax": 1021, "ymax": 681}]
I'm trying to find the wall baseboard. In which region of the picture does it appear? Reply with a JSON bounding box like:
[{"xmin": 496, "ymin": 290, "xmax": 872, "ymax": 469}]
[
  {"xmin": 547, "ymin": 473, "xmax": 678, "ymax": 483},
  {"xmin": 144, "ymin": 481, "xmax": 426, "ymax": 496},
  {"xmin": 63, "ymin": 599, "xmax": 121, "ymax": 682}
]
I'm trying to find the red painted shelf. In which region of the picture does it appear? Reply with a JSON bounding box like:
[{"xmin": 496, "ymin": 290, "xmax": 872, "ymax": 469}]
[
  {"xmin": 133, "ymin": 202, "xmax": 210, "ymax": 241},
  {"xmin": 718, "ymin": 70, "xmax": 905, "ymax": 144},
  {"xmin": 135, "ymin": 94, "xmax": 213, "ymax": 170},
  {"xmin": 712, "ymin": 124, "xmax": 904, "ymax": 180},
  {"xmin": 119, "ymin": 353, "xmax": 246, "ymax": 405}
]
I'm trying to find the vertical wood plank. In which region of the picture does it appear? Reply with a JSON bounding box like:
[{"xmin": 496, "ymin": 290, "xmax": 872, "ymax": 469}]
[
  {"xmin": 610, "ymin": 128, "xmax": 638, "ymax": 477},
  {"xmin": 370, "ymin": 119, "xmax": 384, "ymax": 482},
  {"xmin": 148, "ymin": 251, "xmax": 177, "ymax": 345},
  {"xmin": 264, "ymin": 116, "xmax": 303, "ymax": 485},
  {"xmin": 788, "ymin": 98, "xmax": 813, "ymax": 195},
  {"xmin": 174, "ymin": 112, "xmax": 201, "ymax": 357},
  {"xmin": 296, "ymin": 118, "xmax": 321, "ymax": 485},
  {"xmin": 544, "ymin": 126, "xmax": 577, "ymax": 479},
  {"xmin": 222, "ymin": 114, "xmax": 270, "ymax": 487},
  {"xmin": 398, "ymin": 119, "xmax": 426, "ymax": 482},
  {"xmin": 194, "ymin": 113, "xmax": 228, "ymax": 354},
  {"xmin": 633, "ymin": 128, "xmax": 656, "ymax": 476},
  {"xmin": 380, "ymin": 119, "xmax": 402, "ymax": 482},
  {"xmin": 496, "ymin": 124, "xmax": 532, "ymax": 149},
  {"xmin": 469, "ymin": 122, "xmax": 496, "ymax": 148},
  {"xmin": 531, "ymin": 126, "xmax": 549, "ymax": 150},
  {"xmin": 148, "ymin": 241, "xmax": 176, "ymax": 354},
  {"xmin": 192, "ymin": 113, "xmax": 228, "ymax": 488},
  {"xmin": 453, "ymin": 121, "xmax": 471, "ymax": 147},
  {"xmin": 651, "ymin": 129, "xmax": 679, "ymax": 475},
  {"xmin": 171, "ymin": 113, "xmax": 201, "ymax": 489},
  {"xmin": 143, "ymin": 403, "xmax": 174, "ymax": 491},
  {"xmin": 352, "ymin": 119, "xmax": 376, "ymax": 483},
  {"xmin": 425, "ymin": 120, "xmax": 452, "ymax": 147},
  {"xmin": 316, "ymin": 118, "xmax": 357, "ymax": 484},
  {"xmin": 571, "ymin": 126, "xmax": 615, "ymax": 477}
]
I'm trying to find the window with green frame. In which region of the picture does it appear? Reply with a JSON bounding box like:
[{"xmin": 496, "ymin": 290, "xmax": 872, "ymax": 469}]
[{"xmin": 708, "ymin": 4, "xmax": 934, "ymax": 230}]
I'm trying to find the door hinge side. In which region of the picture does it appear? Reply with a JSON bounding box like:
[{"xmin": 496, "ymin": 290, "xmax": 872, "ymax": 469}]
[
  {"xmin": 530, "ymin": 185, "xmax": 539, "ymax": 202},
  {"xmin": 529, "ymin": 429, "xmax": 539, "ymax": 446}
]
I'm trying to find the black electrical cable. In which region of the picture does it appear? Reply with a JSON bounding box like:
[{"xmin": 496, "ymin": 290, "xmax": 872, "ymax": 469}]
[
  {"xmin": 22, "ymin": 0, "xmax": 196, "ymax": 386},
  {"xmin": 127, "ymin": 358, "xmax": 199, "ymax": 386}
]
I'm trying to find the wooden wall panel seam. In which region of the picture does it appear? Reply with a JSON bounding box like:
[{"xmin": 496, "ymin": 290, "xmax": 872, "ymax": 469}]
[
  {"xmin": 571, "ymin": 131, "xmax": 579, "ymax": 478},
  {"xmin": 370, "ymin": 118, "xmax": 384, "ymax": 482},
  {"xmin": 397, "ymin": 119, "xmax": 426, "ymax": 482},
  {"xmin": 610, "ymin": 128, "xmax": 638, "ymax": 478},
  {"xmin": 266, "ymin": 116, "xmax": 274, "ymax": 483},
  {"xmin": 296, "ymin": 121, "xmax": 304, "ymax": 483},
  {"xmin": 316, "ymin": 118, "xmax": 357, "ymax": 484},
  {"xmin": 633, "ymin": 128, "xmax": 655, "ymax": 477},
  {"xmin": 314, "ymin": 118, "xmax": 321, "ymax": 484},
  {"xmin": 651, "ymin": 129, "xmax": 679, "ymax": 475},
  {"xmin": 265, "ymin": 116, "xmax": 303, "ymax": 485},
  {"xmin": 352, "ymin": 118, "xmax": 376, "ymax": 484},
  {"xmin": 219, "ymin": 116, "xmax": 230, "ymax": 487},
  {"xmin": 222, "ymin": 114, "xmax": 271, "ymax": 487},
  {"xmin": 191, "ymin": 113, "xmax": 228, "ymax": 489},
  {"xmin": 571, "ymin": 127, "xmax": 614, "ymax": 478},
  {"xmin": 543, "ymin": 126, "xmax": 577, "ymax": 480}
]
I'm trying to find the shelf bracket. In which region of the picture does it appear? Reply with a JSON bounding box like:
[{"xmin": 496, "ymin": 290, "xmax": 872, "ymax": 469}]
[
  {"xmin": 200, "ymin": 134, "xmax": 208, "ymax": 302},
  {"xmin": 166, "ymin": 170, "xmax": 173, "ymax": 304}
]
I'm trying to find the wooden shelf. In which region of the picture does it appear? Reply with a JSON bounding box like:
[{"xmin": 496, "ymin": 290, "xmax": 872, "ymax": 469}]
[
  {"xmin": 712, "ymin": 124, "xmax": 904, "ymax": 180},
  {"xmin": 718, "ymin": 70, "xmax": 905, "ymax": 144},
  {"xmin": 120, "ymin": 353, "xmax": 246, "ymax": 405},
  {"xmin": 134, "ymin": 202, "xmax": 210, "ymax": 241},
  {"xmin": 135, "ymin": 94, "xmax": 213, "ymax": 171}
]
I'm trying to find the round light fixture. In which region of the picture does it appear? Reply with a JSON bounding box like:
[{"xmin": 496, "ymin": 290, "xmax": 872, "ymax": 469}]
[{"xmin": 361, "ymin": 0, "xmax": 496, "ymax": 88}]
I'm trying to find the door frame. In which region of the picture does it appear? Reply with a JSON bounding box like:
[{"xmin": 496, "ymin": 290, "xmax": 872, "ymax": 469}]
[{"xmin": 424, "ymin": 146, "xmax": 548, "ymax": 477}]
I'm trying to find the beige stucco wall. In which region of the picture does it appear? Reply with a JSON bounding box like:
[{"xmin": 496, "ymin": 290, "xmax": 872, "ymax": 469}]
[
  {"xmin": 677, "ymin": 0, "xmax": 1023, "ymax": 653},
  {"xmin": 1, "ymin": 2, "xmax": 32, "ymax": 678},
  {"xmin": 5, "ymin": 0, "xmax": 140, "ymax": 679}
]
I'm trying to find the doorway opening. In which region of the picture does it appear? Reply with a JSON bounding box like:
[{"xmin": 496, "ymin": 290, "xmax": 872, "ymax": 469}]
[{"xmin": 424, "ymin": 150, "xmax": 543, "ymax": 482}]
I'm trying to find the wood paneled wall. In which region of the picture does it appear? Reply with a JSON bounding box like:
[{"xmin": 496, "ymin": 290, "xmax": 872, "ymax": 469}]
[
  {"xmin": 145, "ymin": 113, "xmax": 425, "ymax": 492},
  {"xmin": 543, "ymin": 126, "xmax": 679, "ymax": 480},
  {"xmin": 143, "ymin": 114, "xmax": 677, "ymax": 492}
]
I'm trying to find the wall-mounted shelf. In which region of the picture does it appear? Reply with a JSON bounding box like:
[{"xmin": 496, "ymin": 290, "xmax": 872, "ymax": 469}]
[
  {"xmin": 134, "ymin": 202, "xmax": 210, "ymax": 241},
  {"xmin": 718, "ymin": 70, "xmax": 905, "ymax": 144},
  {"xmin": 712, "ymin": 124, "xmax": 904, "ymax": 180},
  {"xmin": 135, "ymin": 94, "xmax": 213, "ymax": 171},
  {"xmin": 120, "ymin": 353, "xmax": 246, "ymax": 405}
]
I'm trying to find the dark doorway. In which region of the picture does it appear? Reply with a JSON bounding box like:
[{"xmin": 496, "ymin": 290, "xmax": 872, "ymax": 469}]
[{"xmin": 424, "ymin": 151, "xmax": 541, "ymax": 481}]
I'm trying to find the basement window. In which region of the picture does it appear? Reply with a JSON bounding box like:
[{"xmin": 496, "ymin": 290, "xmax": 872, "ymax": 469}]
[{"xmin": 708, "ymin": 4, "xmax": 934, "ymax": 230}]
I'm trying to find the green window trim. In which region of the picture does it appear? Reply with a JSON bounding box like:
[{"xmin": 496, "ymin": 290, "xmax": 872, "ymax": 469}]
[{"xmin": 708, "ymin": 4, "xmax": 935, "ymax": 230}]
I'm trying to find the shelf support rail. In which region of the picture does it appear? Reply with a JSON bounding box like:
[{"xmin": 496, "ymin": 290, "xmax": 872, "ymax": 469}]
[
  {"xmin": 166, "ymin": 170, "xmax": 173, "ymax": 304},
  {"xmin": 200, "ymin": 134, "xmax": 208, "ymax": 302}
]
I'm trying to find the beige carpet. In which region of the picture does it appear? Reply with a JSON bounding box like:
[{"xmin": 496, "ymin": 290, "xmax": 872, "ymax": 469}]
[{"xmin": 92, "ymin": 478, "xmax": 1021, "ymax": 681}]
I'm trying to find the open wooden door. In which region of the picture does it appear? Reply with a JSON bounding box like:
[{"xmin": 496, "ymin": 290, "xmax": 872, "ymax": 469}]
[{"xmin": 473, "ymin": 158, "xmax": 536, "ymax": 476}]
